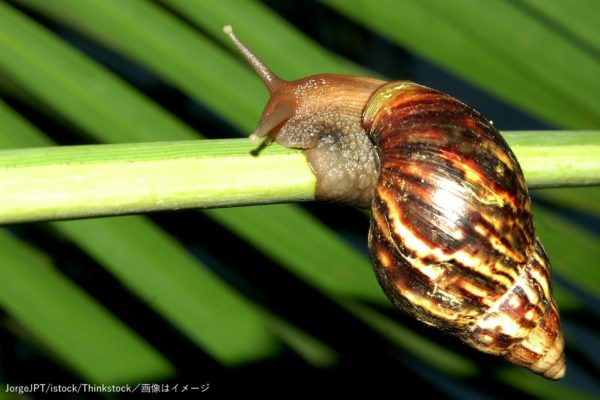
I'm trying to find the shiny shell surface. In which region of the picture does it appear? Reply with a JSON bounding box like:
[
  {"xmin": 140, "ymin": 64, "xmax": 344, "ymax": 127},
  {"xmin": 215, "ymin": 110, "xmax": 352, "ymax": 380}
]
[{"xmin": 363, "ymin": 82, "xmax": 564, "ymax": 379}]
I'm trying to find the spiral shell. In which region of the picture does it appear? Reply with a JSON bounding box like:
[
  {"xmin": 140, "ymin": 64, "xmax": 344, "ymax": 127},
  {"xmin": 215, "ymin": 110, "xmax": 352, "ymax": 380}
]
[{"xmin": 364, "ymin": 82, "xmax": 565, "ymax": 379}]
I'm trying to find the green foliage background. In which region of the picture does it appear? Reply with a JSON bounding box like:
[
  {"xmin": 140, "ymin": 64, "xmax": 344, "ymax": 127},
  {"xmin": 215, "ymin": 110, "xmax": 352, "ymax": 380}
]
[{"xmin": 0, "ymin": 0, "xmax": 599, "ymax": 398}]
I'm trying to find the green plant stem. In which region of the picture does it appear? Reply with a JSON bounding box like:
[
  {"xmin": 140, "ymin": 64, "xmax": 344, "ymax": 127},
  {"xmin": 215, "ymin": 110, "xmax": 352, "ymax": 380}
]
[
  {"xmin": 0, "ymin": 139, "xmax": 315, "ymax": 224},
  {"xmin": 1, "ymin": 131, "xmax": 599, "ymax": 224},
  {"xmin": 503, "ymin": 131, "xmax": 600, "ymax": 187}
]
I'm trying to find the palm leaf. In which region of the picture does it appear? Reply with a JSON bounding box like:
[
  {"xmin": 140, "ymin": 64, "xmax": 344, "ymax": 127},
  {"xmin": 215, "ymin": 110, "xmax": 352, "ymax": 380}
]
[{"xmin": 1, "ymin": 0, "xmax": 598, "ymax": 397}]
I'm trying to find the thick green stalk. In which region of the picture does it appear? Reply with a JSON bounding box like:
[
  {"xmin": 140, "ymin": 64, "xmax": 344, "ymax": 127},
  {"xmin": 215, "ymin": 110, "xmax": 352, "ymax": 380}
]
[
  {"xmin": 0, "ymin": 139, "xmax": 315, "ymax": 224},
  {"xmin": 503, "ymin": 131, "xmax": 600, "ymax": 187},
  {"xmin": 0, "ymin": 131, "xmax": 599, "ymax": 224}
]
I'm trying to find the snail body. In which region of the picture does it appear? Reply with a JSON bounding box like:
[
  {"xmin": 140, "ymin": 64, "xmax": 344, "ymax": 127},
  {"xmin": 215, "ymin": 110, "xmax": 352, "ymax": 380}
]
[{"xmin": 224, "ymin": 26, "xmax": 565, "ymax": 379}]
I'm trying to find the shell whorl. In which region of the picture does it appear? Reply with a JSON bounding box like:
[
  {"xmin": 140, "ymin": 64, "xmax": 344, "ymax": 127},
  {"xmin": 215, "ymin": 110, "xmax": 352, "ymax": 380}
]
[
  {"xmin": 365, "ymin": 82, "xmax": 565, "ymax": 379},
  {"xmin": 469, "ymin": 240, "xmax": 565, "ymax": 379}
]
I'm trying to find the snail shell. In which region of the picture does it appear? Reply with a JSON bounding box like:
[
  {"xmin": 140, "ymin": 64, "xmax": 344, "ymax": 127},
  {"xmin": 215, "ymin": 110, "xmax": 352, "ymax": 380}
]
[
  {"xmin": 366, "ymin": 82, "xmax": 565, "ymax": 379},
  {"xmin": 224, "ymin": 26, "xmax": 565, "ymax": 379}
]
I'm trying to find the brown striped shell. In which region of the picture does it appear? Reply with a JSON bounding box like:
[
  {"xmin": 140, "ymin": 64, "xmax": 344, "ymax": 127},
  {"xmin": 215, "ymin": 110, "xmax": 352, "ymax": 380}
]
[
  {"xmin": 224, "ymin": 26, "xmax": 565, "ymax": 379},
  {"xmin": 365, "ymin": 82, "xmax": 564, "ymax": 379}
]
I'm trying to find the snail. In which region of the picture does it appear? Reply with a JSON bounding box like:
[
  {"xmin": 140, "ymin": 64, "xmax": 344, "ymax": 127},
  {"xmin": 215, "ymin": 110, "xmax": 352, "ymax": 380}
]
[{"xmin": 223, "ymin": 26, "xmax": 565, "ymax": 380}]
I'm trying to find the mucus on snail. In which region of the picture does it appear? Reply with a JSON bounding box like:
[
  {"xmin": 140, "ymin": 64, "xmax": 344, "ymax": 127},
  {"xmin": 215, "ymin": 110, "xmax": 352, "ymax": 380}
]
[{"xmin": 223, "ymin": 25, "xmax": 565, "ymax": 380}]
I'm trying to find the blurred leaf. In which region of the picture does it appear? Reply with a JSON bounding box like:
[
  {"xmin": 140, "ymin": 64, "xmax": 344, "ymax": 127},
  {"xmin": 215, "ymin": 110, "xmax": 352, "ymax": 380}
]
[
  {"xmin": 158, "ymin": 0, "xmax": 369, "ymax": 78},
  {"xmin": 553, "ymin": 284, "xmax": 583, "ymax": 313},
  {"xmin": 535, "ymin": 207, "xmax": 600, "ymax": 297},
  {"xmin": 0, "ymin": 390, "xmax": 22, "ymax": 400},
  {"xmin": 344, "ymin": 301, "xmax": 477, "ymax": 377},
  {"xmin": 496, "ymin": 367, "xmax": 598, "ymax": 400},
  {"xmin": 563, "ymin": 321, "xmax": 600, "ymax": 371},
  {"xmin": 0, "ymin": 1, "xmax": 197, "ymax": 142},
  {"xmin": 520, "ymin": 0, "xmax": 600, "ymax": 54},
  {"xmin": 535, "ymin": 187, "xmax": 600, "ymax": 218},
  {"xmin": 207, "ymin": 205, "xmax": 383, "ymax": 302},
  {"xmin": 14, "ymin": 0, "xmax": 264, "ymax": 131},
  {"xmin": 52, "ymin": 217, "xmax": 280, "ymax": 365},
  {"xmin": 264, "ymin": 314, "xmax": 338, "ymax": 368},
  {"xmin": 324, "ymin": 0, "xmax": 600, "ymax": 128},
  {"xmin": 0, "ymin": 100, "xmax": 53, "ymax": 148},
  {"xmin": 0, "ymin": 230, "xmax": 174, "ymax": 383}
]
